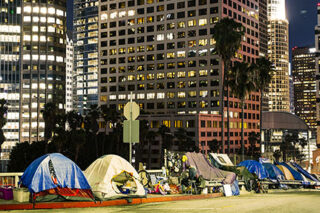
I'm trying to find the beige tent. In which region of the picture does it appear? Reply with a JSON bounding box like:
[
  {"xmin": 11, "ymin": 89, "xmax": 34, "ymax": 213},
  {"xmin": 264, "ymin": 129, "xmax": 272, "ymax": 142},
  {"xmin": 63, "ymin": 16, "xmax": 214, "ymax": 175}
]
[
  {"xmin": 84, "ymin": 155, "xmax": 146, "ymax": 200},
  {"xmin": 277, "ymin": 165, "xmax": 295, "ymax": 180}
]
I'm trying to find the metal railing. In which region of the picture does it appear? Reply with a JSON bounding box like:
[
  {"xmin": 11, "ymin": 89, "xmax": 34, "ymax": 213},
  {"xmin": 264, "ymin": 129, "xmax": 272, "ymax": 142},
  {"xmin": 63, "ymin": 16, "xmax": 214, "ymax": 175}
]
[{"xmin": 0, "ymin": 172, "xmax": 23, "ymax": 187}]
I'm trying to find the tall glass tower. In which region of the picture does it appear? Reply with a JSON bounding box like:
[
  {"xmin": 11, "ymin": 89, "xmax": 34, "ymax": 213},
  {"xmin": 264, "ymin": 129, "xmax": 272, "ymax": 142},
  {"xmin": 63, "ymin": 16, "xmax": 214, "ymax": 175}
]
[
  {"xmin": 267, "ymin": 0, "xmax": 290, "ymax": 112},
  {"xmin": 73, "ymin": 0, "xmax": 99, "ymax": 115},
  {"xmin": 0, "ymin": 0, "xmax": 67, "ymax": 161}
]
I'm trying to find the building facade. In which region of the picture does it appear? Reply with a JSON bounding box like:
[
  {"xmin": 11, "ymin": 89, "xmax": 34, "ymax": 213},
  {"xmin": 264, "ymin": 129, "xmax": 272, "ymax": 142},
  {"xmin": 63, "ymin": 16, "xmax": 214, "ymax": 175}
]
[
  {"xmin": 0, "ymin": 0, "xmax": 67, "ymax": 160},
  {"xmin": 73, "ymin": 0, "xmax": 99, "ymax": 114},
  {"xmin": 98, "ymin": 0, "xmax": 261, "ymax": 164},
  {"xmin": 267, "ymin": 0, "xmax": 290, "ymax": 112},
  {"xmin": 315, "ymin": 3, "xmax": 320, "ymax": 147},
  {"xmin": 66, "ymin": 34, "xmax": 74, "ymax": 112},
  {"xmin": 292, "ymin": 47, "xmax": 316, "ymax": 134},
  {"xmin": 0, "ymin": 0, "xmax": 21, "ymax": 160}
]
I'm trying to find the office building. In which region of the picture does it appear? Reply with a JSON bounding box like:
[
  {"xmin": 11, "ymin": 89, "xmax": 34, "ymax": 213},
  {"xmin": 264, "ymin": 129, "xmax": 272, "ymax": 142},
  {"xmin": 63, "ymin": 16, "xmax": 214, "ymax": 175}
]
[
  {"xmin": 99, "ymin": 0, "xmax": 261, "ymax": 166},
  {"xmin": 66, "ymin": 34, "xmax": 74, "ymax": 112},
  {"xmin": 267, "ymin": 0, "xmax": 290, "ymax": 112},
  {"xmin": 314, "ymin": 3, "xmax": 320, "ymax": 146},
  {"xmin": 292, "ymin": 47, "xmax": 316, "ymax": 133},
  {"xmin": 73, "ymin": 0, "xmax": 99, "ymax": 114},
  {"xmin": 0, "ymin": 1, "xmax": 67, "ymax": 160}
]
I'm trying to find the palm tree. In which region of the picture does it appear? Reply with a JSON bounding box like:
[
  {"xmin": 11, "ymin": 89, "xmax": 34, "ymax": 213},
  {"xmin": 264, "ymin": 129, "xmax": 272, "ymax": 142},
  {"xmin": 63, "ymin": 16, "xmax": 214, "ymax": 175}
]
[
  {"xmin": 100, "ymin": 105, "xmax": 122, "ymax": 154},
  {"xmin": 174, "ymin": 128, "xmax": 195, "ymax": 152},
  {"xmin": 0, "ymin": 99, "xmax": 8, "ymax": 148},
  {"xmin": 158, "ymin": 125, "xmax": 173, "ymax": 165},
  {"xmin": 229, "ymin": 62, "xmax": 256, "ymax": 161},
  {"xmin": 208, "ymin": 139, "xmax": 222, "ymax": 153},
  {"xmin": 84, "ymin": 105, "xmax": 100, "ymax": 157},
  {"xmin": 66, "ymin": 110, "xmax": 84, "ymax": 162},
  {"xmin": 51, "ymin": 112, "xmax": 67, "ymax": 153},
  {"xmin": 41, "ymin": 102, "xmax": 58, "ymax": 143},
  {"xmin": 145, "ymin": 130, "xmax": 157, "ymax": 169},
  {"xmin": 248, "ymin": 131, "xmax": 260, "ymax": 158},
  {"xmin": 213, "ymin": 17, "xmax": 244, "ymax": 155},
  {"xmin": 254, "ymin": 57, "xmax": 274, "ymax": 152}
]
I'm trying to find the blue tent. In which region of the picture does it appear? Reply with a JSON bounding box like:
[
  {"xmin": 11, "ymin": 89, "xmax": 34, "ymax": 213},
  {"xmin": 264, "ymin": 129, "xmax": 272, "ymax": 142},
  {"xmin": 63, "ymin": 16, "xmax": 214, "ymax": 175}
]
[
  {"xmin": 237, "ymin": 160, "xmax": 268, "ymax": 180},
  {"xmin": 20, "ymin": 153, "xmax": 91, "ymax": 193},
  {"xmin": 275, "ymin": 162, "xmax": 304, "ymax": 181},
  {"xmin": 263, "ymin": 163, "xmax": 284, "ymax": 180},
  {"xmin": 290, "ymin": 162, "xmax": 319, "ymax": 182}
]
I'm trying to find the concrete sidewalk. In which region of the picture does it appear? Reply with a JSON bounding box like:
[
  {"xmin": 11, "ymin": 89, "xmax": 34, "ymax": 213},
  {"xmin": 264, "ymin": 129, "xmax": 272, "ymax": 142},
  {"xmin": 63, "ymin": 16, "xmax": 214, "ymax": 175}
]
[{"xmin": 0, "ymin": 193, "xmax": 223, "ymax": 211}]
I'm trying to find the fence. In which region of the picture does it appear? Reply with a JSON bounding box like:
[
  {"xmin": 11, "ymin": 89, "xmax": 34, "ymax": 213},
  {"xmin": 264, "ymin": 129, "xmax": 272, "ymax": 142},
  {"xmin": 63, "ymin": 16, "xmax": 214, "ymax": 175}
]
[{"xmin": 0, "ymin": 173, "xmax": 23, "ymax": 187}]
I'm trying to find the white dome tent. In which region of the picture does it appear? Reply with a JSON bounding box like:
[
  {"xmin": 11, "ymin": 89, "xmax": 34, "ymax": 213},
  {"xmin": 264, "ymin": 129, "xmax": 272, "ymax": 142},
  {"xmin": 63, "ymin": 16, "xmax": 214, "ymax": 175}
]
[{"xmin": 84, "ymin": 155, "xmax": 146, "ymax": 200}]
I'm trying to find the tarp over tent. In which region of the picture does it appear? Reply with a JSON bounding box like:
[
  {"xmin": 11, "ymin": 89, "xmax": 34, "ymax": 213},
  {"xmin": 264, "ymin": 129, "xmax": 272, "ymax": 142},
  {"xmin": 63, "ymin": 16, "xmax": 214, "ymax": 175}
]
[
  {"xmin": 262, "ymin": 163, "xmax": 284, "ymax": 180},
  {"xmin": 237, "ymin": 160, "xmax": 268, "ymax": 180},
  {"xmin": 276, "ymin": 165, "xmax": 295, "ymax": 180},
  {"xmin": 275, "ymin": 162, "xmax": 304, "ymax": 181},
  {"xmin": 290, "ymin": 162, "xmax": 319, "ymax": 183},
  {"xmin": 20, "ymin": 153, "xmax": 93, "ymax": 202},
  {"xmin": 209, "ymin": 153, "xmax": 234, "ymax": 169},
  {"xmin": 84, "ymin": 155, "xmax": 145, "ymax": 200},
  {"xmin": 185, "ymin": 152, "xmax": 236, "ymax": 184}
]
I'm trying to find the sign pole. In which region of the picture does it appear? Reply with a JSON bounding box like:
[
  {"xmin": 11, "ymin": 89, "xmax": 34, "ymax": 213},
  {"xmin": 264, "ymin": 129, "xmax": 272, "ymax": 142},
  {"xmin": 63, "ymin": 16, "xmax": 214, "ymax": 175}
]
[{"xmin": 129, "ymin": 92, "xmax": 133, "ymax": 164}]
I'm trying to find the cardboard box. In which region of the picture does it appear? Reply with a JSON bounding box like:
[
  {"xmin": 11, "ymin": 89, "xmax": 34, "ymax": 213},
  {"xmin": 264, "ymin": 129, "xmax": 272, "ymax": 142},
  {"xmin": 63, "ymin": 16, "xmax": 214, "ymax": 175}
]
[
  {"xmin": 0, "ymin": 187, "xmax": 13, "ymax": 200},
  {"xmin": 13, "ymin": 188, "xmax": 30, "ymax": 203}
]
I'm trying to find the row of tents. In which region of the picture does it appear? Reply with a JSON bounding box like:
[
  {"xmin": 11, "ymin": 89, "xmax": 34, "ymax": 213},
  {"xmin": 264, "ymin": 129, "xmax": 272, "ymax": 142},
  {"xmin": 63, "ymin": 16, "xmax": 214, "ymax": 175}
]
[
  {"xmin": 167, "ymin": 152, "xmax": 320, "ymax": 195},
  {"xmin": 210, "ymin": 154, "xmax": 320, "ymax": 188},
  {"xmin": 18, "ymin": 152, "xmax": 320, "ymax": 202},
  {"xmin": 19, "ymin": 153, "xmax": 146, "ymax": 202}
]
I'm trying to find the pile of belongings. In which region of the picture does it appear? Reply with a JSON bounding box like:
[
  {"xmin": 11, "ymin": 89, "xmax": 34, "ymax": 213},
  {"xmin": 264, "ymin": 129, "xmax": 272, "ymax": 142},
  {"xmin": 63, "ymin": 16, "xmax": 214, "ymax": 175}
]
[
  {"xmin": 180, "ymin": 152, "xmax": 238, "ymax": 195},
  {"xmin": 20, "ymin": 153, "xmax": 94, "ymax": 202}
]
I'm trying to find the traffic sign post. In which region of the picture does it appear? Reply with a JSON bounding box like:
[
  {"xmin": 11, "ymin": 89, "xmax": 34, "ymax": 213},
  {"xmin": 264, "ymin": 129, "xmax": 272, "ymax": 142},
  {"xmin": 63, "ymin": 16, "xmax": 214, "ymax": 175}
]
[{"xmin": 123, "ymin": 93, "xmax": 140, "ymax": 164}]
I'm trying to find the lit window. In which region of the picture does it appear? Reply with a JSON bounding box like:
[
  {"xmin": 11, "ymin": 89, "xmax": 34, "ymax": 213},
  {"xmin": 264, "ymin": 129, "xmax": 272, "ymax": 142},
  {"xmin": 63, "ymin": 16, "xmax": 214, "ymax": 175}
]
[
  {"xmin": 57, "ymin": 9, "xmax": 64, "ymax": 16},
  {"xmin": 101, "ymin": 13, "xmax": 108, "ymax": 20},
  {"xmin": 110, "ymin": 12, "xmax": 117, "ymax": 19},
  {"xmin": 167, "ymin": 33, "xmax": 174, "ymax": 40},
  {"xmin": 157, "ymin": 93, "xmax": 165, "ymax": 99},
  {"xmin": 119, "ymin": 11, "xmax": 126, "ymax": 17},
  {"xmin": 128, "ymin": 10, "xmax": 135, "ymax": 16},
  {"xmin": 48, "ymin": 26, "xmax": 55, "ymax": 32},
  {"xmin": 33, "ymin": 17, "xmax": 39, "ymax": 22},
  {"xmin": 33, "ymin": 7, "xmax": 39, "ymax": 13},
  {"xmin": 157, "ymin": 34, "xmax": 164, "ymax": 41},
  {"xmin": 32, "ymin": 55, "xmax": 39, "ymax": 60},
  {"xmin": 32, "ymin": 26, "xmax": 38, "ymax": 32},
  {"xmin": 23, "ymin": 35, "xmax": 31, "ymax": 41},
  {"xmin": 32, "ymin": 35, "xmax": 38, "ymax": 41},
  {"xmin": 48, "ymin": 17, "xmax": 55, "ymax": 23},
  {"xmin": 147, "ymin": 93, "xmax": 155, "ymax": 99},
  {"xmin": 48, "ymin": 7, "xmax": 55, "ymax": 14},
  {"xmin": 40, "ymin": 7, "xmax": 47, "ymax": 14},
  {"xmin": 23, "ymin": 16, "xmax": 31, "ymax": 22},
  {"xmin": 23, "ymin": 54, "xmax": 30, "ymax": 60},
  {"xmin": 23, "ymin": 6, "xmax": 31, "ymax": 13},
  {"xmin": 199, "ymin": 18, "xmax": 207, "ymax": 26}
]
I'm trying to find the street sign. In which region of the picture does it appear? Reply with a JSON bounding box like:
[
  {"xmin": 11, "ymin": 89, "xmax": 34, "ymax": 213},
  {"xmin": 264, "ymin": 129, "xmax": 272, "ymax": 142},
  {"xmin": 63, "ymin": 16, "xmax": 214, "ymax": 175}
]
[
  {"xmin": 124, "ymin": 102, "xmax": 140, "ymax": 120},
  {"xmin": 123, "ymin": 120, "xmax": 139, "ymax": 143}
]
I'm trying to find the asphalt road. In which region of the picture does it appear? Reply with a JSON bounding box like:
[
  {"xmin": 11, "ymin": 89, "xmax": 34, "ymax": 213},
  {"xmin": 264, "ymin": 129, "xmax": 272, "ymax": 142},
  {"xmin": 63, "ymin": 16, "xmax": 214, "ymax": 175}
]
[{"xmin": 4, "ymin": 191, "xmax": 320, "ymax": 213}]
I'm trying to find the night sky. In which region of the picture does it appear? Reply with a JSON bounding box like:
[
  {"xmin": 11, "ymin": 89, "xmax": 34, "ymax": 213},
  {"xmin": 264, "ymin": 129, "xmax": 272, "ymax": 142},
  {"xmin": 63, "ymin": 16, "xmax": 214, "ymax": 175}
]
[{"xmin": 66, "ymin": 0, "xmax": 319, "ymax": 60}]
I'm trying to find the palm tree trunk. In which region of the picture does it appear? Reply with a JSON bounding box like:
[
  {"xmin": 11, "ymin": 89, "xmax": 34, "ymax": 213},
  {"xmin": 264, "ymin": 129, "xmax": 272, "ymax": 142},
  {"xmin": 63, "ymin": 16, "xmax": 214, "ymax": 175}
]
[
  {"xmin": 227, "ymin": 81, "xmax": 230, "ymax": 155},
  {"xmin": 241, "ymin": 100, "xmax": 245, "ymax": 161},
  {"xmin": 260, "ymin": 90, "xmax": 263, "ymax": 154}
]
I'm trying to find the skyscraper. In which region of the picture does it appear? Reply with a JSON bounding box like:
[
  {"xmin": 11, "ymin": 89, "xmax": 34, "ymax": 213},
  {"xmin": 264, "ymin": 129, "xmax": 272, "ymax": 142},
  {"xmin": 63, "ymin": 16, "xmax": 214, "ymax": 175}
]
[
  {"xmin": 292, "ymin": 47, "xmax": 316, "ymax": 133},
  {"xmin": 315, "ymin": 3, "xmax": 320, "ymax": 147},
  {"xmin": 0, "ymin": 0, "xmax": 21, "ymax": 160},
  {"xmin": 267, "ymin": 0, "xmax": 290, "ymax": 112},
  {"xmin": 0, "ymin": 1, "xmax": 67, "ymax": 160},
  {"xmin": 73, "ymin": 0, "xmax": 99, "ymax": 114},
  {"xmin": 98, "ymin": 0, "xmax": 261, "ymax": 164},
  {"xmin": 66, "ymin": 34, "xmax": 74, "ymax": 112}
]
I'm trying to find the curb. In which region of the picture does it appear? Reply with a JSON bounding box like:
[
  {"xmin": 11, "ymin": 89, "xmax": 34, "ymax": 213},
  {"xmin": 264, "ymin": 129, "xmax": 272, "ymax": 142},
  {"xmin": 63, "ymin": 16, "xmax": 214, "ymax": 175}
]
[{"xmin": 0, "ymin": 193, "xmax": 223, "ymax": 210}]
